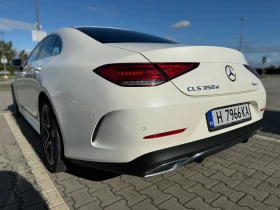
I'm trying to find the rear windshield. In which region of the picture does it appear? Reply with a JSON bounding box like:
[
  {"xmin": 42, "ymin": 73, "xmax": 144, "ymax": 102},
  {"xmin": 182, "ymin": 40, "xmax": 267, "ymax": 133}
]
[{"xmin": 75, "ymin": 27, "xmax": 177, "ymax": 44}]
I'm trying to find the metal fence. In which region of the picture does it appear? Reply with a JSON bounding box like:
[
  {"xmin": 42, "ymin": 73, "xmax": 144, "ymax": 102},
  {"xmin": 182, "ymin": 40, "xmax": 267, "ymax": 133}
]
[{"xmin": 0, "ymin": 71, "xmax": 10, "ymax": 75}]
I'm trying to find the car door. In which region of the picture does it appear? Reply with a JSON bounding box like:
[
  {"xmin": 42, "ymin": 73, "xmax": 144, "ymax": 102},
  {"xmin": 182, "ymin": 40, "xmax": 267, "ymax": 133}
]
[
  {"xmin": 14, "ymin": 40, "xmax": 45, "ymax": 112},
  {"xmin": 25, "ymin": 35, "xmax": 59, "ymax": 120}
]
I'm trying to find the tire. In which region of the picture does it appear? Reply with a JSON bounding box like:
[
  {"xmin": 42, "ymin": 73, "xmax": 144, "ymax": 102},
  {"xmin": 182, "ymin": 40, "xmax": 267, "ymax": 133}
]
[
  {"xmin": 40, "ymin": 99, "xmax": 67, "ymax": 173},
  {"xmin": 11, "ymin": 86, "xmax": 21, "ymax": 116}
]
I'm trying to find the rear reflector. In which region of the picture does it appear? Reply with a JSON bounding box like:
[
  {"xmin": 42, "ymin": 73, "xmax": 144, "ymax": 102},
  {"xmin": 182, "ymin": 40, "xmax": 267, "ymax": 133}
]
[
  {"xmin": 143, "ymin": 128, "xmax": 186, "ymax": 139},
  {"xmin": 244, "ymin": 65, "xmax": 260, "ymax": 78},
  {"xmin": 260, "ymin": 108, "xmax": 265, "ymax": 112},
  {"xmin": 94, "ymin": 63, "xmax": 199, "ymax": 87}
]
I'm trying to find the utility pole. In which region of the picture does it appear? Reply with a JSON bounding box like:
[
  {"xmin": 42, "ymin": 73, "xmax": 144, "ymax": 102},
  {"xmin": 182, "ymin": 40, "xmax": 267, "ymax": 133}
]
[
  {"xmin": 35, "ymin": 0, "xmax": 40, "ymax": 31},
  {"xmin": 32, "ymin": 0, "xmax": 46, "ymax": 42},
  {"xmin": 1, "ymin": 32, "xmax": 7, "ymax": 78},
  {"xmin": 239, "ymin": 18, "xmax": 244, "ymax": 52}
]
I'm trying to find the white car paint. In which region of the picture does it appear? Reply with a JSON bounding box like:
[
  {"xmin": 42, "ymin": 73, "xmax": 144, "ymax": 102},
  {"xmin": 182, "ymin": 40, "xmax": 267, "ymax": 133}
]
[{"xmin": 12, "ymin": 27, "xmax": 266, "ymax": 169}]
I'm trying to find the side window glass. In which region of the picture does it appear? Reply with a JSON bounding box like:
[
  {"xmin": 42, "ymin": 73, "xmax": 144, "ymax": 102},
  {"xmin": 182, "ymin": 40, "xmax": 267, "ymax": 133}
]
[
  {"xmin": 51, "ymin": 38, "xmax": 62, "ymax": 56},
  {"xmin": 26, "ymin": 41, "xmax": 45, "ymax": 65},
  {"xmin": 38, "ymin": 36, "xmax": 58, "ymax": 60}
]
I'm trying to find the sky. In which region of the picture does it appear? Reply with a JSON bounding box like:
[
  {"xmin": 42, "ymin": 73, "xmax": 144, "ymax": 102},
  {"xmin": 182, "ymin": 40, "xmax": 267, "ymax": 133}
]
[{"xmin": 0, "ymin": 0, "xmax": 279, "ymax": 67}]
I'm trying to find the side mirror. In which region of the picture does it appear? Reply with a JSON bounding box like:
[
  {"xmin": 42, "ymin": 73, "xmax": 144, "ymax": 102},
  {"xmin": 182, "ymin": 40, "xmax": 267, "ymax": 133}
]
[{"xmin": 10, "ymin": 59, "xmax": 22, "ymax": 68}]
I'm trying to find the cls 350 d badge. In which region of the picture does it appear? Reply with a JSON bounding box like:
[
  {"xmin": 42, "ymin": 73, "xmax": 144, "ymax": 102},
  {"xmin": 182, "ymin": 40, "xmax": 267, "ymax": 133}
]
[{"xmin": 187, "ymin": 85, "xmax": 219, "ymax": 92}]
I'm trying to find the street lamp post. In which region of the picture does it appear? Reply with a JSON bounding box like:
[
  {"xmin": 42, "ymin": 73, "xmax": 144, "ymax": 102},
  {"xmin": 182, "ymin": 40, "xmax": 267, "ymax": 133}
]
[
  {"xmin": 35, "ymin": 0, "xmax": 41, "ymax": 31},
  {"xmin": 32, "ymin": 0, "xmax": 46, "ymax": 43},
  {"xmin": 1, "ymin": 32, "xmax": 7, "ymax": 79},
  {"xmin": 239, "ymin": 18, "xmax": 244, "ymax": 52}
]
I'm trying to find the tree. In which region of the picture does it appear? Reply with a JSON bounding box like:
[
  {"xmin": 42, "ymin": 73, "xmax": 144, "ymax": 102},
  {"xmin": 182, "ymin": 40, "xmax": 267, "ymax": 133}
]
[
  {"xmin": 0, "ymin": 41, "xmax": 17, "ymax": 74},
  {"xmin": 267, "ymin": 65, "xmax": 276, "ymax": 70},
  {"xmin": 19, "ymin": 50, "xmax": 28, "ymax": 65}
]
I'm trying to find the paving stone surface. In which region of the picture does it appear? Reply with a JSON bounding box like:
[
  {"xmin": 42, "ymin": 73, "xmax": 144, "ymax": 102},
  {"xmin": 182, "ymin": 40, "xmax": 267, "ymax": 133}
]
[
  {"xmin": 0, "ymin": 115, "xmax": 49, "ymax": 209},
  {"xmin": 1, "ymin": 78, "xmax": 280, "ymax": 209}
]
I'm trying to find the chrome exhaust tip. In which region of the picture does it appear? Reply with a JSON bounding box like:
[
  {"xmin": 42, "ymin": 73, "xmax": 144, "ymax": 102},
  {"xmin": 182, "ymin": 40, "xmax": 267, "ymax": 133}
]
[
  {"xmin": 144, "ymin": 138, "xmax": 239, "ymax": 177},
  {"xmin": 144, "ymin": 157, "xmax": 190, "ymax": 177}
]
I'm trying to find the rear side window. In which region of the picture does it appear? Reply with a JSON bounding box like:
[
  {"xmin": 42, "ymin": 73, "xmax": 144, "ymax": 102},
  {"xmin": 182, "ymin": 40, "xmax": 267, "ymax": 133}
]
[
  {"xmin": 75, "ymin": 27, "xmax": 177, "ymax": 44},
  {"xmin": 38, "ymin": 36, "xmax": 58, "ymax": 59},
  {"xmin": 51, "ymin": 38, "xmax": 62, "ymax": 56},
  {"xmin": 26, "ymin": 40, "xmax": 45, "ymax": 65}
]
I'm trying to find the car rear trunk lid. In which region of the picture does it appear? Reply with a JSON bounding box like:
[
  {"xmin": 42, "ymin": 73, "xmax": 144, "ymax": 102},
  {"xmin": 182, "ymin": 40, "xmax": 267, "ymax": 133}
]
[{"xmin": 107, "ymin": 44, "xmax": 259, "ymax": 95}]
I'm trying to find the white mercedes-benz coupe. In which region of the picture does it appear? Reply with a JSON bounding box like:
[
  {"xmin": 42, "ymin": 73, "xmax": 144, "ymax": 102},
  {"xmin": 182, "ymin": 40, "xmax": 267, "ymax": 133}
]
[{"xmin": 10, "ymin": 27, "xmax": 266, "ymax": 177}]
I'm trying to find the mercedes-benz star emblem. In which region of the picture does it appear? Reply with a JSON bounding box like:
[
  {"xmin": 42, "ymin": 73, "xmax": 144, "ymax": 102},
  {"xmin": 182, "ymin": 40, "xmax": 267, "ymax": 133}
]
[{"xmin": 225, "ymin": 65, "xmax": 236, "ymax": 82}]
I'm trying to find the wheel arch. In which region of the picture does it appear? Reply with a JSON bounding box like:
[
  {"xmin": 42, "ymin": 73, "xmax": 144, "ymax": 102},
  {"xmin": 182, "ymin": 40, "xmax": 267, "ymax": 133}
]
[{"xmin": 38, "ymin": 91, "xmax": 66, "ymax": 156}]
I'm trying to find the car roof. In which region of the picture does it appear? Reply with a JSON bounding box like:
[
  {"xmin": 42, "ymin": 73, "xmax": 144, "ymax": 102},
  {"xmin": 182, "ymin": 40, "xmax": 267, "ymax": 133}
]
[{"xmin": 73, "ymin": 26, "xmax": 130, "ymax": 31}]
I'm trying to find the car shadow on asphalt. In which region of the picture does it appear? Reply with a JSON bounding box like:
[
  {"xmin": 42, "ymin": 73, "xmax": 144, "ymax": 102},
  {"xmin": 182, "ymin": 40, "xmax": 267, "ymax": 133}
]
[
  {"xmin": 0, "ymin": 170, "xmax": 48, "ymax": 209},
  {"xmin": 5, "ymin": 104, "xmax": 13, "ymax": 112},
  {"xmin": 11, "ymin": 112, "xmax": 120, "ymax": 181},
  {"xmin": 261, "ymin": 110, "xmax": 280, "ymax": 135},
  {"xmin": 66, "ymin": 164, "xmax": 120, "ymax": 181}
]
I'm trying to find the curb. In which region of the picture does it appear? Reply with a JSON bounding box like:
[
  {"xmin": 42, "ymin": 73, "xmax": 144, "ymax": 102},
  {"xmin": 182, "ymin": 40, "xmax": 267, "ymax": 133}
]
[{"xmin": 4, "ymin": 113, "xmax": 69, "ymax": 210}]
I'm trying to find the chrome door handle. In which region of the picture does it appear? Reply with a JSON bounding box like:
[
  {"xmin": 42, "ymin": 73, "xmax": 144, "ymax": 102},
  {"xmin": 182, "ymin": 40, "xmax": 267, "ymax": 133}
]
[{"xmin": 35, "ymin": 66, "xmax": 42, "ymax": 72}]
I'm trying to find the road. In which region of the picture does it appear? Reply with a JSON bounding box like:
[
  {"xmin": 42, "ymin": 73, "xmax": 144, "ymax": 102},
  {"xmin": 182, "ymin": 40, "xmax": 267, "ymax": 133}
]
[
  {"xmin": 261, "ymin": 77, "xmax": 280, "ymax": 110},
  {"xmin": 0, "ymin": 77, "xmax": 280, "ymax": 210}
]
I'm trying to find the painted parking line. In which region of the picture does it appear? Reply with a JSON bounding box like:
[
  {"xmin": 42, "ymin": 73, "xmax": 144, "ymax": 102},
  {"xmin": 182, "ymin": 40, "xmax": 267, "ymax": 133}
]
[
  {"xmin": 3, "ymin": 113, "xmax": 69, "ymax": 210},
  {"xmin": 255, "ymin": 134, "xmax": 280, "ymax": 143}
]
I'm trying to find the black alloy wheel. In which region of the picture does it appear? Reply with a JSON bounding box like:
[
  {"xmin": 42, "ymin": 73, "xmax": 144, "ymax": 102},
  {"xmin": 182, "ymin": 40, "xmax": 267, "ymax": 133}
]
[{"xmin": 40, "ymin": 100, "xmax": 66, "ymax": 172}]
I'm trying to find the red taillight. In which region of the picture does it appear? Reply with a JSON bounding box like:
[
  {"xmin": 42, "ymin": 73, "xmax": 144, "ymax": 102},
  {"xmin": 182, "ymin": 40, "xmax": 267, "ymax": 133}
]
[
  {"xmin": 244, "ymin": 65, "xmax": 260, "ymax": 79},
  {"xmin": 94, "ymin": 63, "xmax": 199, "ymax": 87},
  {"xmin": 143, "ymin": 128, "xmax": 186, "ymax": 139},
  {"xmin": 157, "ymin": 63, "xmax": 195, "ymax": 79},
  {"xmin": 95, "ymin": 64, "xmax": 166, "ymax": 86}
]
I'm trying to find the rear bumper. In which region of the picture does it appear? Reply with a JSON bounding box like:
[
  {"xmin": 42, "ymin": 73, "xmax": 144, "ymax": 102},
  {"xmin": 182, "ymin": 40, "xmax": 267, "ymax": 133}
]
[
  {"xmin": 69, "ymin": 119, "xmax": 262, "ymax": 177},
  {"xmin": 59, "ymin": 71, "xmax": 266, "ymax": 163}
]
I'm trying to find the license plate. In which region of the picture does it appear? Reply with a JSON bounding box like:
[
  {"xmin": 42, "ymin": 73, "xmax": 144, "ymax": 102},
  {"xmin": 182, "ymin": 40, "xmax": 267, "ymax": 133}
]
[{"xmin": 206, "ymin": 103, "xmax": 251, "ymax": 131}]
